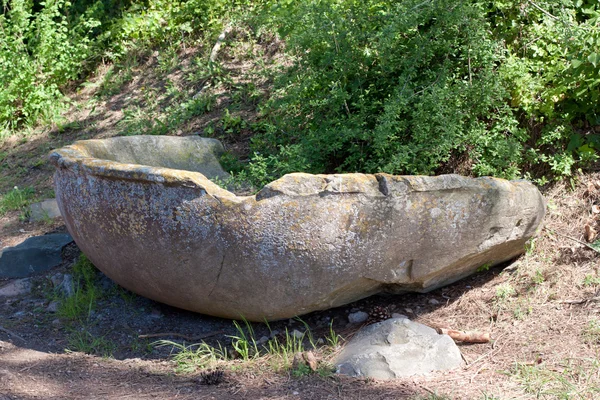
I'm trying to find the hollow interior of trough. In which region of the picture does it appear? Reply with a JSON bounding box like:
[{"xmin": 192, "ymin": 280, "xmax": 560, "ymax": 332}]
[{"xmin": 79, "ymin": 136, "xmax": 229, "ymax": 180}]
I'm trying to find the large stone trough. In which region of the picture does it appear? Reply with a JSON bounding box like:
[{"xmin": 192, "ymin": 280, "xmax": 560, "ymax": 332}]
[{"xmin": 50, "ymin": 135, "xmax": 545, "ymax": 321}]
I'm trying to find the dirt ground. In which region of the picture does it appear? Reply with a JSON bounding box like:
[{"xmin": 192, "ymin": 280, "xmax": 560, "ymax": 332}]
[{"xmin": 2, "ymin": 34, "xmax": 600, "ymax": 400}]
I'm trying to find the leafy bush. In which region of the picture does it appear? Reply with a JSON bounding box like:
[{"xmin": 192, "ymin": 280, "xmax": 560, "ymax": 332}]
[
  {"xmin": 241, "ymin": 0, "xmax": 600, "ymax": 184},
  {"xmin": 0, "ymin": 0, "xmax": 257, "ymax": 133}
]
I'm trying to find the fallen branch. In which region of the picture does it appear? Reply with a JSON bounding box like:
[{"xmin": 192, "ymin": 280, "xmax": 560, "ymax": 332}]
[
  {"xmin": 559, "ymin": 297, "xmax": 600, "ymax": 305},
  {"xmin": 0, "ymin": 325, "xmax": 26, "ymax": 343},
  {"xmin": 138, "ymin": 330, "xmax": 224, "ymax": 342},
  {"xmin": 437, "ymin": 328, "xmax": 490, "ymax": 343},
  {"xmin": 210, "ymin": 25, "xmax": 233, "ymax": 63}
]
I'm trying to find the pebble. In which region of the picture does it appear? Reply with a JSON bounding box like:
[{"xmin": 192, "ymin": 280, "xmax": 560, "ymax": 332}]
[
  {"xmin": 258, "ymin": 336, "xmax": 269, "ymax": 344},
  {"xmin": 50, "ymin": 273, "xmax": 63, "ymax": 287},
  {"xmin": 269, "ymin": 330, "xmax": 280, "ymax": 338},
  {"xmin": 291, "ymin": 329, "xmax": 304, "ymax": 339},
  {"xmin": 347, "ymin": 311, "xmax": 369, "ymax": 324},
  {"xmin": 391, "ymin": 313, "xmax": 408, "ymax": 319},
  {"xmin": 428, "ymin": 298, "xmax": 440, "ymax": 305},
  {"xmin": 47, "ymin": 300, "xmax": 60, "ymax": 313},
  {"xmin": 60, "ymin": 274, "xmax": 74, "ymax": 298}
]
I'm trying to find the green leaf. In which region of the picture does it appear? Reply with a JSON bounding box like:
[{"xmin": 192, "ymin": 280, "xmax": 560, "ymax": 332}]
[
  {"xmin": 588, "ymin": 53, "xmax": 600, "ymax": 68},
  {"xmin": 589, "ymin": 240, "xmax": 600, "ymax": 253}
]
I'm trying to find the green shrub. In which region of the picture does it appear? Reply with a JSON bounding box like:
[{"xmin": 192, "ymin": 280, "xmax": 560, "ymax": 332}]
[{"xmin": 240, "ymin": 0, "xmax": 600, "ymax": 185}]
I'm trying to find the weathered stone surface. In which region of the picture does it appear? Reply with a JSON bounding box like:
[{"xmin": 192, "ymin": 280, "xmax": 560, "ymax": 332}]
[
  {"xmin": 0, "ymin": 279, "xmax": 31, "ymax": 297},
  {"xmin": 29, "ymin": 199, "xmax": 62, "ymax": 222},
  {"xmin": 335, "ymin": 318, "xmax": 463, "ymax": 379},
  {"xmin": 49, "ymin": 135, "xmax": 545, "ymax": 321},
  {"xmin": 0, "ymin": 234, "xmax": 73, "ymax": 278}
]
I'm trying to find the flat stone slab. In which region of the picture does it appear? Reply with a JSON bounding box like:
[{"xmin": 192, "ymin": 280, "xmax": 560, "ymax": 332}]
[
  {"xmin": 29, "ymin": 199, "xmax": 62, "ymax": 222},
  {"xmin": 0, "ymin": 234, "xmax": 73, "ymax": 278},
  {"xmin": 49, "ymin": 136, "xmax": 545, "ymax": 321},
  {"xmin": 335, "ymin": 318, "xmax": 463, "ymax": 379}
]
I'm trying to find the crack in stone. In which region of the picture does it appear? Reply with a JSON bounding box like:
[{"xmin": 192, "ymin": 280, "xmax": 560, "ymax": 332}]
[{"xmin": 208, "ymin": 253, "xmax": 226, "ymax": 297}]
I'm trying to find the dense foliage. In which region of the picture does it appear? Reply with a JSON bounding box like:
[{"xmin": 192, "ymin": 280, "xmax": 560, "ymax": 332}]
[
  {"xmin": 247, "ymin": 0, "xmax": 600, "ymax": 184},
  {"xmin": 1, "ymin": 0, "xmax": 599, "ymax": 183}
]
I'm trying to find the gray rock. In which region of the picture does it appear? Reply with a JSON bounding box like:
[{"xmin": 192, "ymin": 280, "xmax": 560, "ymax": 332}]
[
  {"xmin": 348, "ymin": 311, "xmax": 369, "ymax": 324},
  {"xmin": 46, "ymin": 301, "xmax": 60, "ymax": 313},
  {"xmin": 60, "ymin": 274, "xmax": 74, "ymax": 297},
  {"xmin": 50, "ymin": 273, "xmax": 63, "ymax": 288},
  {"xmin": 258, "ymin": 336, "xmax": 269, "ymax": 344},
  {"xmin": 269, "ymin": 330, "xmax": 280, "ymax": 338},
  {"xmin": 0, "ymin": 234, "xmax": 73, "ymax": 278},
  {"xmin": 291, "ymin": 330, "xmax": 304, "ymax": 339},
  {"xmin": 29, "ymin": 199, "xmax": 62, "ymax": 222},
  {"xmin": 335, "ymin": 318, "xmax": 463, "ymax": 379},
  {"xmin": 391, "ymin": 313, "xmax": 408, "ymax": 319},
  {"xmin": 50, "ymin": 136, "xmax": 545, "ymax": 321},
  {"xmin": 0, "ymin": 279, "xmax": 31, "ymax": 297}
]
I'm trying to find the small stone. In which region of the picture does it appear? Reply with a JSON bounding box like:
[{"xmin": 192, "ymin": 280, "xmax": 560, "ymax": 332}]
[
  {"xmin": 47, "ymin": 301, "xmax": 60, "ymax": 313},
  {"xmin": 316, "ymin": 338, "xmax": 324, "ymax": 345},
  {"xmin": 149, "ymin": 308, "xmax": 163, "ymax": 319},
  {"xmin": 12, "ymin": 311, "xmax": 25, "ymax": 318},
  {"xmin": 428, "ymin": 298, "xmax": 441, "ymax": 305},
  {"xmin": 258, "ymin": 336, "xmax": 269, "ymax": 344},
  {"xmin": 50, "ymin": 273, "xmax": 63, "ymax": 288},
  {"xmin": 0, "ymin": 279, "xmax": 31, "ymax": 297},
  {"xmin": 335, "ymin": 318, "xmax": 463, "ymax": 379},
  {"xmin": 29, "ymin": 199, "xmax": 62, "ymax": 222},
  {"xmin": 391, "ymin": 313, "xmax": 408, "ymax": 319},
  {"xmin": 348, "ymin": 311, "xmax": 369, "ymax": 324},
  {"xmin": 292, "ymin": 391, "xmax": 299, "ymax": 395},
  {"xmin": 60, "ymin": 274, "xmax": 74, "ymax": 298},
  {"xmin": 269, "ymin": 330, "xmax": 280, "ymax": 338},
  {"xmin": 291, "ymin": 329, "xmax": 304, "ymax": 339},
  {"xmin": 51, "ymin": 318, "xmax": 61, "ymax": 326}
]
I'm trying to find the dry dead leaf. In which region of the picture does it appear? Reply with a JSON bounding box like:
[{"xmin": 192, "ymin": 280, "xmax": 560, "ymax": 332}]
[
  {"xmin": 584, "ymin": 224, "xmax": 597, "ymax": 243},
  {"xmin": 302, "ymin": 351, "xmax": 318, "ymax": 371}
]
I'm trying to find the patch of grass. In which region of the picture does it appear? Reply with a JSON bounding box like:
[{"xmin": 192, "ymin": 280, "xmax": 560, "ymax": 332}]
[
  {"xmin": 582, "ymin": 274, "xmax": 600, "ymax": 287},
  {"xmin": 154, "ymin": 340, "xmax": 230, "ymax": 373},
  {"xmin": 495, "ymin": 282, "xmax": 517, "ymax": 301},
  {"xmin": 97, "ymin": 65, "xmax": 134, "ymax": 98},
  {"xmin": 583, "ymin": 319, "xmax": 600, "ymax": 345},
  {"xmin": 66, "ymin": 329, "xmax": 115, "ymax": 357},
  {"xmin": 57, "ymin": 255, "xmax": 103, "ymax": 321},
  {"xmin": 0, "ymin": 186, "xmax": 35, "ymax": 216},
  {"xmin": 510, "ymin": 359, "xmax": 600, "ymax": 399},
  {"xmin": 512, "ymin": 299, "xmax": 533, "ymax": 321},
  {"xmin": 155, "ymin": 318, "xmax": 342, "ymax": 375},
  {"xmin": 229, "ymin": 319, "xmax": 260, "ymax": 361}
]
